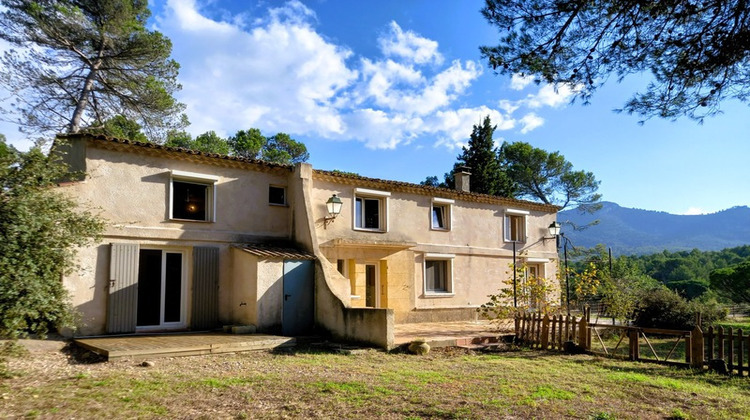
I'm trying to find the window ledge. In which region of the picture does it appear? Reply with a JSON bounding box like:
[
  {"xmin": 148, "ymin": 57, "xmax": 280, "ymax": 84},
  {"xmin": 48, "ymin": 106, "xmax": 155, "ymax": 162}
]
[
  {"xmin": 430, "ymin": 227, "xmax": 451, "ymax": 232},
  {"xmin": 424, "ymin": 292, "xmax": 455, "ymax": 298},
  {"xmin": 268, "ymin": 203, "xmax": 289, "ymax": 207},
  {"xmin": 169, "ymin": 218, "xmax": 214, "ymax": 223},
  {"xmin": 353, "ymin": 227, "xmax": 386, "ymax": 233},
  {"xmin": 351, "ymin": 295, "xmax": 361, "ymax": 300}
]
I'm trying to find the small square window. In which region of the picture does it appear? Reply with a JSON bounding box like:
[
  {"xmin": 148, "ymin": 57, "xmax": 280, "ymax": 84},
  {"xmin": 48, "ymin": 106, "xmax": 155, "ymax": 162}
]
[
  {"xmin": 504, "ymin": 214, "xmax": 526, "ymax": 242},
  {"xmin": 269, "ymin": 186, "xmax": 286, "ymax": 205},
  {"xmin": 172, "ymin": 180, "xmax": 209, "ymax": 221},
  {"xmin": 170, "ymin": 170, "xmax": 217, "ymax": 222},
  {"xmin": 432, "ymin": 205, "xmax": 450, "ymax": 230},
  {"xmin": 431, "ymin": 198, "xmax": 453, "ymax": 231},
  {"xmin": 353, "ymin": 188, "xmax": 390, "ymax": 232},
  {"xmin": 355, "ymin": 197, "xmax": 381, "ymax": 229}
]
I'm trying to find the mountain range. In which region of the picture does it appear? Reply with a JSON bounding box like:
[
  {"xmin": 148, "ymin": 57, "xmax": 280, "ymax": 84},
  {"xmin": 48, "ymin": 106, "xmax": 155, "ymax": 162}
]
[{"xmin": 557, "ymin": 202, "xmax": 750, "ymax": 255}]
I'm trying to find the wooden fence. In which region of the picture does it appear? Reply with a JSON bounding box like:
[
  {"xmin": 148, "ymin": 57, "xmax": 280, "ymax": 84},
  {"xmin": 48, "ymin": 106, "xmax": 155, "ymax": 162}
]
[{"xmin": 514, "ymin": 311, "xmax": 749, "ymax": 377}]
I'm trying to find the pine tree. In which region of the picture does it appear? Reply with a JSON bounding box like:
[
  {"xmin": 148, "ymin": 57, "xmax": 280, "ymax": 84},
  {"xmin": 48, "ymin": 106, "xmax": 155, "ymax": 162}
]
[
  {"xmin": 0, "ymin": 0, "xmax": 185, "ymax": 141},
  {"xmin": 454, "ymin": 116, "xmax": 514, "ymax": 196}
]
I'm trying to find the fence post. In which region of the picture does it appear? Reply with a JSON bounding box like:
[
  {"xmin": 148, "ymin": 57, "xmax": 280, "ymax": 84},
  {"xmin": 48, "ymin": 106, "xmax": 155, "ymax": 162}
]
[
  {"xmin": 578, "ymin": 316, "xmax": 589, "ymax": 351},
  {"xmin": 541, "ymin": 314, "xmax": 550, "ymax": 350},
  {"xmin": 691, "ymin": 325, "xmax": 704, "ymax": 369},
  {"xmin": 628, "ymin": 329, "xmax": 639, "ymax": 361}
]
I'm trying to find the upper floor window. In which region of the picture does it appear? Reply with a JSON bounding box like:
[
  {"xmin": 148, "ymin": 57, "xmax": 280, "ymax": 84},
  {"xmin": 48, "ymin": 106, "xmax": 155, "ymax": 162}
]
[
  {"xmin": 504, "ymin": 209, "xmax": 529, "ymax": 242},
  {"xmin": 269, "ymin": 185, "xmax": 286, "ymax": 205},
  {"xmin": 170, "ymin": 170, "xmax": 218, "ymax": 222},
  {"xmin": 431, "ymin": 197, "xmax": 454, "ymax": 231},
  {"xmin": 353, "ymin": 188, "xmax": 390, "ymax": 232}
]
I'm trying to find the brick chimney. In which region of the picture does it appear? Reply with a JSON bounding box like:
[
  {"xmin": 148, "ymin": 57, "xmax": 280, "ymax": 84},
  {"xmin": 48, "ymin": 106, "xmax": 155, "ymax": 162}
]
[{"xmin": 454, "ymin": 166, "xmax": 471, "ymax": 192}]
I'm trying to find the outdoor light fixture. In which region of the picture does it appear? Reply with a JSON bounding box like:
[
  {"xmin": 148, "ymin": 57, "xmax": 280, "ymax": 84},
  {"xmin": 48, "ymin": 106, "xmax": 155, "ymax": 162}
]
[
  {"xmin": 547, "ymin": 221, "xmax": 561, "ymax": 237},
  {"xmin": 324, "ymin": 194, "xmax": 343, "ymax": 229}
]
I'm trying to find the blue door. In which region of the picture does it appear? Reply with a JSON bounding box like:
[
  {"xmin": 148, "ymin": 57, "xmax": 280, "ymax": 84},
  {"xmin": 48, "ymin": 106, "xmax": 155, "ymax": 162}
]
[{"xmin": 282, "ymin": 260, "xmax": 314, "ymax": 336}]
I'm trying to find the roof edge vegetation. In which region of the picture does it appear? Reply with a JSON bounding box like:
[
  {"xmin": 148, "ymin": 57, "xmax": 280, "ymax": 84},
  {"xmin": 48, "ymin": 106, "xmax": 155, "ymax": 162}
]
[{"xmin": 57, "ymin": 133, "xmax": 294, "ymax": 173}]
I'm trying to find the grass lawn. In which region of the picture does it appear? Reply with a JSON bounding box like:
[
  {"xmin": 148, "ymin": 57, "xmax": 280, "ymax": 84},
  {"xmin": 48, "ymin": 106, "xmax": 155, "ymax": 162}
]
[
  {"xmin": 2, "ymin": 341, "xmax": 750, "ymax": 419},
  {"xmin": 716, "ymin": 316, "xmax": 750, "ymax": 332}
]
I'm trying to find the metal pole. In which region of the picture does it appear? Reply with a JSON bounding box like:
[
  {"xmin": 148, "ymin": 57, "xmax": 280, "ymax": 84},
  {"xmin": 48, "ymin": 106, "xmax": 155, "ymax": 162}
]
[
  {"xmin": 564, "ymin": 237, "xmax": 570, "ymax": 316},
  {"xmin": 513, "ymin": 240, "xmax": 517, "ymax": 308}
]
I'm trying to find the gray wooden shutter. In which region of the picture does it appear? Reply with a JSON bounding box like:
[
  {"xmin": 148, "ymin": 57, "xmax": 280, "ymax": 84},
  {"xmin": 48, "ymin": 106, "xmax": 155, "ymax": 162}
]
[
  {"xmin": 192, "ymin": 246, "xmax": 219, "ymax": 330},
  {"xmin": 107, "ymin": 243, "xmax": 140, "ymax": 333}
]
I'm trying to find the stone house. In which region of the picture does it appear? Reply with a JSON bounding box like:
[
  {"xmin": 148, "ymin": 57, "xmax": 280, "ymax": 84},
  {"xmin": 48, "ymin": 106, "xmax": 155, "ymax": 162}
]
[{"xmin": 59, "ymin": 134, "xmax": 559, "ymax": 348}]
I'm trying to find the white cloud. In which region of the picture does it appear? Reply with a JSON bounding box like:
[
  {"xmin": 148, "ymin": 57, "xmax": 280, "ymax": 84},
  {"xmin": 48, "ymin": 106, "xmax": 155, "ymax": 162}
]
[
  {"xmin": 379, "ymin": 21, "xmax": 443, "ymax": 65},
  {"xmin": 519, "ymin": 113, "xmax": 544, "ymax": 134},
  {"xmin": 523, "ymin": 83, "xmax": 579, "ymax": 109},
  {"xmin": 510, "ymin": 73, "xmax": 534, "ymax": 90},
  {"xmin": 158, "ymin": 0, "xmax": 355, "ymax": 138},
  {"xmin": 153, "ymin": 1, "xmax": 507, "ymax": 149}
]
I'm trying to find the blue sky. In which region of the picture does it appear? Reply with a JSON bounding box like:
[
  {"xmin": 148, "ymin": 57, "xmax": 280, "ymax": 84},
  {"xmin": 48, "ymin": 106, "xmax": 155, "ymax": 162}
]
[{"xmin": 2, "ymin": 0, "xmax": 748, "ymax": 215}]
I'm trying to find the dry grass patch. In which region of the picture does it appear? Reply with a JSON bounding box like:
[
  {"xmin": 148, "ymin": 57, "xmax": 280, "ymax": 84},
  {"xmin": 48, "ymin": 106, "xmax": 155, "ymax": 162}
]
[{"xmin": 1, "ymin": 340, "xmax": 749, "ymax": 419}]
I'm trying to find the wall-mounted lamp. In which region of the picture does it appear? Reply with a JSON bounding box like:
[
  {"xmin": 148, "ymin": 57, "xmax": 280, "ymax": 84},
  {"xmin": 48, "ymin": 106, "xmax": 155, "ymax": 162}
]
[
  {"xmin": 324, "ymin": 194, "xmax": 343, "ymax": 229},
  {"xmin": 546, "ymin": 221, "xmax": 561, "ymax": 246}
]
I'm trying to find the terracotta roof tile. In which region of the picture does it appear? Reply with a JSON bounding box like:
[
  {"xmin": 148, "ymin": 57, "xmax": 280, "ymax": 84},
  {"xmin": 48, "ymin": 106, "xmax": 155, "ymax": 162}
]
[{"xmin": 313, "ymin": 169, "xmax": 559, "ymax": 212}]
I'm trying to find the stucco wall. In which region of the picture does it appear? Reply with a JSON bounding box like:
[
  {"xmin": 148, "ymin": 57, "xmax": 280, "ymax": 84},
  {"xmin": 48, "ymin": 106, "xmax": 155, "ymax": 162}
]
[
  {"xmin": 60, "ymin": 138, "xmax": 296, "ymax": 335},
  {"xmin": 68, "ymin": 142, "xmax": 292, "ymax": 243},
  {"xmin": 310, "ymin": 176, "xmax": 560, "ymax": 322}
]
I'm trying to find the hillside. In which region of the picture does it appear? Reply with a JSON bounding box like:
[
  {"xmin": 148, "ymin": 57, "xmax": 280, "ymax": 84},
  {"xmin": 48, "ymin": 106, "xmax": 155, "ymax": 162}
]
[{"xmin": 558, "ymin": 202, "xmax": 750, "ymax": 255}]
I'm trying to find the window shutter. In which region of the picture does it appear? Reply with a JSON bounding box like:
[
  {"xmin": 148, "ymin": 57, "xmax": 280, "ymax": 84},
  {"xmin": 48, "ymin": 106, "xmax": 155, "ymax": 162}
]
[
  {"xmin": 192, "ymin": 246, "xmax": 220, "ymax": 330},
  {"xmin": 108, "ymin": 243, "xmax": 140, "ymax": 333}
]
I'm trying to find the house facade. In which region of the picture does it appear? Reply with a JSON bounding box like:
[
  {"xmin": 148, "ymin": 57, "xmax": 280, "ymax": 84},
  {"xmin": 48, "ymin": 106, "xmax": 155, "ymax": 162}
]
[{"xmin": 59, "ymin": 134, "xmax": 559, "ymax": 348}]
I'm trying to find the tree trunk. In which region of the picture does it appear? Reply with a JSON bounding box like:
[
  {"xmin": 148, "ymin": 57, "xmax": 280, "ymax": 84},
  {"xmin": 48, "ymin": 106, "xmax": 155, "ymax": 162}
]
[{"xmin": 67, "ymin": 59, "xmax": 102, "ymax": 134}]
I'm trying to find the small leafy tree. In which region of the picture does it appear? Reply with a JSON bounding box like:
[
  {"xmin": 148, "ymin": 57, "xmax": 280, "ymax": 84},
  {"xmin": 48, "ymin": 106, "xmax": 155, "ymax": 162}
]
[
  {"xmin": 0, "ymin": 136, "xmax": 104, "ymax": 338},
  {"xmin": 478, "ymin": 260, "xmax": 560, "ymax": 327}
]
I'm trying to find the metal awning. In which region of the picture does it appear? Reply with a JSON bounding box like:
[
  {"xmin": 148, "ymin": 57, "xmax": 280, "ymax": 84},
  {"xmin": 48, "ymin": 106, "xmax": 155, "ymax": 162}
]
[{"xmin": 235, "ymin": 244, "xmax": 316, "ymax": 260}]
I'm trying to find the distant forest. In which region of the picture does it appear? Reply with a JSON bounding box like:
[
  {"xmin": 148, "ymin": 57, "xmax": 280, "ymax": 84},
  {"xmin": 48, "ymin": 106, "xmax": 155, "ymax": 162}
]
[{"xmin": 567, "ymin": 244, "xmax": 750, "ymax": 302}]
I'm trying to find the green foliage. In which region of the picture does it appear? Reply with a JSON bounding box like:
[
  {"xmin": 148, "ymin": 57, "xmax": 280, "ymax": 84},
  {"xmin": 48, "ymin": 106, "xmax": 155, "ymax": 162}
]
[
  {"xmin": 425, "ymin": 117, "xmax": 599, "ymax": 211},
  {"xmin": 164, "ymin": 129, "xmax": 194, "ymax": 149},
  {"xmin": 478, "ymin": 260, "xmax": 560, "ymax": 321},
  {"xmin": 570, "ymin": 245, "xmax": 750, "ymax": 302},
  {"xmin": 165, "ymin": 128, "xmax": 309, "ymax": 165},
  {"xmin": 710, "ymin": 260, "xmax": 750, "ymax": 304},
  {"xmin": 0, "ymin": 138, "xmax": 104, "ymax": 338},
  {"xmin": 0, "ymin": 0, "xmax": 185, "ymax": 140},
  {"xmin": 480, "ymin": 0, "xmax": 750, "ymax": 122},
  {"xmin": 262, "ymin": 133, "xmax": 309, "ymax": 165},
  {"xmin": 83, "ymin": 115, "xmax": 148, "ymax": 142},
  {"xmin": 192, "ymin": 131, "xmax": 230, "ymax": 155},
  {"xmin": 453, "ymin": 116, "xmax": 513, "ymax": 196},
  {"xmin": 632, "ymin": 287, "xmax": 726, "ymax": 330},
  {"xmin": 500, "ymin": 141, "xmax": 600, "ymax": 211},
  {"xmin": 228, "ymin": 128, "xmax": 266, "ymax": 159}
]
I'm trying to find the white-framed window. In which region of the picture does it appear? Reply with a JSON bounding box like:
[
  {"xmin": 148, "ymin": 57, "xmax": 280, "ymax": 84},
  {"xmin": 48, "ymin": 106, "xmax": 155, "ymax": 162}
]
[
  {"xmin": 424, "ymin": 253, "xmax": 454, "ymax": 295},
  {"xmin": 504, "ymin": 209, "xmax": 529, "ymax": 243},
  {"xmin": 353, "ymin": 188, "xmax": 390, "ymax": 232},
  {"xmin": 268, "ymin": 185, "xmax": 286, "ymax": 206},
  {"xmin": 431, "ymin": 197, "xmax": 454, "ymax": 231},
  {"xmin": 170, "ymin": 170, "xmax": 219, "ymax": 222}
]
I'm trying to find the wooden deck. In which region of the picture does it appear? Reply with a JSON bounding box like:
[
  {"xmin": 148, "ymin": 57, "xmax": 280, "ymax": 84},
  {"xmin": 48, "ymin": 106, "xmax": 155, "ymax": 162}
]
[{"xmin": 75, "ymin": 333, "xmax": 296, "ymax": 360}]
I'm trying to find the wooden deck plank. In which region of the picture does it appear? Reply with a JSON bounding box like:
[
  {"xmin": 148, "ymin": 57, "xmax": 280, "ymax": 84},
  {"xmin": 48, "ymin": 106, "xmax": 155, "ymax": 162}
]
[{"xmin": 74, "ymin": 333, "xmax": 296, "ymax": 360}]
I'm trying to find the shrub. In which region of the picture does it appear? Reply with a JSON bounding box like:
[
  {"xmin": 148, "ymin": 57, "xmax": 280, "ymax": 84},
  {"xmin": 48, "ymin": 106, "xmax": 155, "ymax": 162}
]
[{"xmin": 632, "ymin": 287, "xmax": 727, "ymax": 330}]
